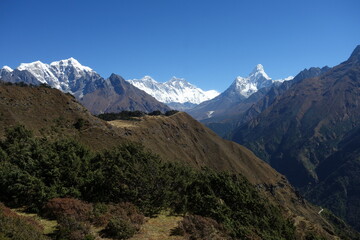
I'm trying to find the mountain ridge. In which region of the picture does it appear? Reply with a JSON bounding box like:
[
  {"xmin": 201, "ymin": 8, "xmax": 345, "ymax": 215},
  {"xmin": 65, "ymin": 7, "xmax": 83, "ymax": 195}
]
[
  {"xmin": 187, "ymin": 64, "xmax": 292, "ymax": 121},
  {"xmin": 127, "ymin": 75, "xmax": 219, "ymax": 110},
  {"xmin": 231, "ymin": 45, "xmax": 360, "ymax": 231},
  {"xmin": 0, "ymin": 58, "xmax": 170, "ymax": 114}
]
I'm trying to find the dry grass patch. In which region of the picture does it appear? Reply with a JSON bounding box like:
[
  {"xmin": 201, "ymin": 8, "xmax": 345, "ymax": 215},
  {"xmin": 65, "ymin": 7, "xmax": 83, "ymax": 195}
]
[
  {"xmin": 130, "ymin": 214, "xmax": 184, "ymax": 240},
  {"xmin": 13, "ymin": 208, "xmax": 58, "ymax": 235}
]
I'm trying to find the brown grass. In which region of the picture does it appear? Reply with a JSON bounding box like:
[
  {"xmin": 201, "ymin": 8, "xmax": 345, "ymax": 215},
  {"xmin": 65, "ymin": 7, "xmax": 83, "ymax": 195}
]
[{"xmin": 129, "ymin": 213, "xmax": 184, "ymax": 240}]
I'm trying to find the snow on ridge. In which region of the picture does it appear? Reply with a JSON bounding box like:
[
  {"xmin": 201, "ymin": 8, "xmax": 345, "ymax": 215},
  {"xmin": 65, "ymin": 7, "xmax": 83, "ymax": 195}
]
[
  {"xmin": 18, "ymin": 60, "xmax": 48, "ymax": 71},
  {"xmin": 2, "ymin": 66, "xmax": 13, "ymax": 72},
  {"xmin": 12, "ymin": 58, "xmax": 99, "ymax": 95},
  {"xmin": 17, "ymin": 61, "xmax": 56, "ymax": 84},
  {"xmin": 231, "ymin": 64, "xmax": 292, "ymax": 98},
  {"xmin": 248, "ymin": 64, "xmax": 271, "ymax": 80},
  {"xmin": 273, "ymin": 76, "xmax": 294, "ymax": 82},
  {"xmin": 128, "ymin": 76, "xmax": 219, "ymax": 104},
  {"xmin": 50, "ymin": 57, "xmax": 93, "ymax": 72}
]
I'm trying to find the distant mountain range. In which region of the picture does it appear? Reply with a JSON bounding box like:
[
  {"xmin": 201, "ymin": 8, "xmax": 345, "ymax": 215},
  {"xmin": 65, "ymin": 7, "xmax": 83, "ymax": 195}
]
[
  {"xmin": 128, "ymin": 76, "xmax": 219, "ymax": 110},
  {"xmin": 2, "ymin": 46, "xmax": 360, "ymax": 235},
  {"xmin": 0, "ymin": 59, "xmax": 295, "ymax": 115},
  {"xmin": 0, "ymin": 58, "xmax": 170, "ymax": 114}
]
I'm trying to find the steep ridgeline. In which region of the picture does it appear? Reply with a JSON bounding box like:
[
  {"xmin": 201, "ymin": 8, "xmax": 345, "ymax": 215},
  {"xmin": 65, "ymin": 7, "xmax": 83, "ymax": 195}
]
[
  {"xmin": 203, "ymin": 66, "xmax": 330, "ymax": 138},
  {"xmin": 79, "ymin": 74, "xmax": 170, "ymax": 114},
  {"xmin": 232, "ymin": 45, "xmax": 360, "ymax": 230},
  {"xmin": 188, "ymin": 64, "xmax": 292, "ymax": 120},
  {"xmin": 240, "ymin": 66, "xmax": 331, "ymax": 123},
  {"xmin": 0, "ymin": 58, "xmax": 102, "ymax": 99},
  {"xmin": 128, "ymin": 76, "xmax": 219, "ymax": 110},
  {"xmin": 0, "ymin": 58, "xmax": 169, "ymax": 114},
  {"xmin": 0, "ymin": 83, "xmax": 356, "ymax": 239},
  {"xmin": 188, "ymin": 64, "xmax": 293, "ymax": 137}
]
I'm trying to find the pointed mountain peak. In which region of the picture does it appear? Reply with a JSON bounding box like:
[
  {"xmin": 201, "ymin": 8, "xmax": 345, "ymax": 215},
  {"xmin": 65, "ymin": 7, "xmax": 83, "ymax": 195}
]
[
  {"xmin": 249, "ymin": 64, "xmax": 271, "ymax": 80},
  {"xmin": 109, "ymin": 73, "xmax": 120, "ymax": 79},
  {"xmin": 349, "ymin": 45, "xmax": 360, "ymax": 61},
  {"xmin": 142, "ymin": 75, "xmax": 157, "ymax": 82},
  {"xmin": 251, "ymin": 64, "xmax": 264, "ymax": 73},
  {"xmin": 61, "ymin": 57, "xmax": 81, "ymax": 66}
]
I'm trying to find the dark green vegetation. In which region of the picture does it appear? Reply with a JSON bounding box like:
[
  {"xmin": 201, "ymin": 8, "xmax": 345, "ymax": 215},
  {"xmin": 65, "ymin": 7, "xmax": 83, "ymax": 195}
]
[
  {"xmin": 41, "ymin": 198, "xmax": 144, "ymax": 240},
  {"xmin": 305, "ymin": 131, "xmax": 360, "ymax": 231},
  {"xmin": 0, "ymin": 125, "xmax": 295, "ymax": 240},
  {"xmin": 97, "ymin": 110, "xmax": 179, "ymax": 121}
]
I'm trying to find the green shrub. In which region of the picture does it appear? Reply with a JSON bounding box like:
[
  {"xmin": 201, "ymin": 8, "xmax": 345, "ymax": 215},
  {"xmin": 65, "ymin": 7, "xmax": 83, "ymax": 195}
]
[
  {"xmin": 0, "ymin": 125, "xmax": 295, "ymax": 239},
  {"xmin": 55, "ymin": 215, "xmax": 94, "ymax": 240},
  {"xmin": 148, "ymin": 110, "xmax": 162, "ymax": 116},
  {"xmin": 102, "ymin": 217, "xmax": 137, "ymax": 239},
  {"xmin": 165, "ymin": 110, "xmax": 179, "ymax": 116},
  {"xmin": 73, "ymin": 118, "xmax": 85, "ymax": 130}
]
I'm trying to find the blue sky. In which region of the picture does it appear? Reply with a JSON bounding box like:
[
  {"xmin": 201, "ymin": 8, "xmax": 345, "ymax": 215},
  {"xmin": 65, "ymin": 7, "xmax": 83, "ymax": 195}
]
[{"xmin": 0, "ymin": 0, "xmax": 359, "ymax": 92}]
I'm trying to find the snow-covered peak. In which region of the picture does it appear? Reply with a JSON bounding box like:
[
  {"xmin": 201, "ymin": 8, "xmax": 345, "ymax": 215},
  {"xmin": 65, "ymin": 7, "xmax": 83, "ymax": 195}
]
[
  {"xmin": 1, "ymin": 66, "xmax": 13, "ymax": 72},
  {"xmin": 18, "ymin": 60, "xmax": 48, "ymax": 71},
  {"xmin": 250, "ymin": 64, "xmax": 265, "ymax": 74},
  {"xmin": 142, "ymin": 75, "xmax": 157, "ymax": 82},
  {"xmin": 17, "ymin": 61, "xmax": 55, "ymax": 84},
  {"xmin": 9, "ymin": 58, "xmax": 100, "ymax": 97},
  {"xmin": 248, "ymin": 64, "xmax": 271, "ymax": 81},
  {"xmin": 50, "ymin": 57, "xmax": 93, "ymax": 72},
  {"xmin": 128, "ymin": 76, "xmax": 219, "ymax": 105},
  {"xmin": 227, "ymin": 64, "xmax": 291, "ymax": 98},
  {"xmin": 167, "ymin": 77, "xmax": 194, "ymax": 89}
]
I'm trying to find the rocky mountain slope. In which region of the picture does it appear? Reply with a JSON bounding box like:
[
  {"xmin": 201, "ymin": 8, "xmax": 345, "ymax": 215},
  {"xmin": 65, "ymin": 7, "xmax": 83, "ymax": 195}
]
[
  {"xmin": 128, "ymin": 76, "xmax": 219, "ymax": 110},
  {"xmin": 203, "ymin": 66, "xmax": 330, "ymax": 138},
  {"xmin": 0, "ymin": 58, "xmax": 170, "ymax": 114},
  {"xmin": 79, "ymin": 74, "xmax": 170, "ymax": 114},
  {"xmin": 0, "ymin": 82, "xmax": 356, "ymax": 239},
  {"xmin": 232, "ymin": 45, "xmax": 360, "ymax": 230}
]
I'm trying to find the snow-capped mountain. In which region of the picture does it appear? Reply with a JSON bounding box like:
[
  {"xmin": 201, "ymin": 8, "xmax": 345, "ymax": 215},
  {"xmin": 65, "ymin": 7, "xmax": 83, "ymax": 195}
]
[
  {"xmin": 4, "ymin": 58, "xmax": 100, "ymax": 98},
  {"xmin": 187, "ymin": 64, "xmax": 293, "ymax": 120},
  {"xmin": 0, "ymin": 58, "xmax": 170, "ymax": 113},
  {"xmin": 128, "ymin": 76, "xmax": 219, "ymax": 107},
  {"xmin": 229, "ymin": 64, "xmax": 293, "ymax": 99}
]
